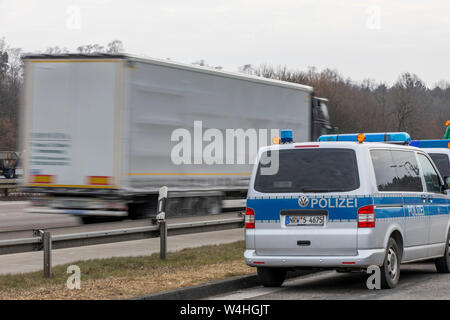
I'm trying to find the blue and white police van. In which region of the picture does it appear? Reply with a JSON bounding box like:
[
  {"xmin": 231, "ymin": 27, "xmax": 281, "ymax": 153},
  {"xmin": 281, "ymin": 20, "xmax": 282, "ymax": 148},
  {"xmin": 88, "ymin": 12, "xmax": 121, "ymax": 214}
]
[
  {"xmin": 410, "ymin": 140, "xmax": 450, "ymax": 184},
  {"xmin": 244, "ymin": 132, "xmax": 450, "ymax": 289}
]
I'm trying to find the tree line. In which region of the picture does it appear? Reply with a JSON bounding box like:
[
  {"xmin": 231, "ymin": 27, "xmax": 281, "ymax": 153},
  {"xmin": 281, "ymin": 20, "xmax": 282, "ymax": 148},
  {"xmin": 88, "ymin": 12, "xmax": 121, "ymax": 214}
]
[
  {"xmin": 242, "ymin": 64, "xmax": 450, "ymax": 140},
  {"xmin": 0, "ymin": 38, "xmax": 449, "ymax": 151},
  {"xmin": 0, "ymin": 39, "xmax": 125, "ymax": 150}
]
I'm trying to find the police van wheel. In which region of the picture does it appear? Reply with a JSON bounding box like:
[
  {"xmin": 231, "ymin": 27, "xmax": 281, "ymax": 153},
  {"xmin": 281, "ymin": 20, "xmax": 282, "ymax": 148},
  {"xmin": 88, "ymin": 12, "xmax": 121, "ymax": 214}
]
[
  {"xmin": 257, "ymin": 267, "xmax": 287, "ymax": 287},
  {"xmin": 380, "ymin": 238, "xmax": 401, "ymax": 289},
  {"xmin": 435, "ymin": 229, "xmax": 450, "ymax": 273}
]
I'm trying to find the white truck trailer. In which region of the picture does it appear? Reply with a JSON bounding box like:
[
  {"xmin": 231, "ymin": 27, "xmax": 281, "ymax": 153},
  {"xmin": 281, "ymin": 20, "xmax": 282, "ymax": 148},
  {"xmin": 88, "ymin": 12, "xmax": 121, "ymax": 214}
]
[{"xmin": 20, "ymin": 54, "xmax": 333, "ymax": 222}]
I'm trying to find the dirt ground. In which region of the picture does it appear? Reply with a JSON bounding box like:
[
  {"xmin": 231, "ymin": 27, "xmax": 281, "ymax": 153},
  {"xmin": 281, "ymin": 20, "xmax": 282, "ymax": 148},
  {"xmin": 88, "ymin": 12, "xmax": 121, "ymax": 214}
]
[{"xmin": 0, "ymin": 241, "xmax": 254, "ymax": 300}]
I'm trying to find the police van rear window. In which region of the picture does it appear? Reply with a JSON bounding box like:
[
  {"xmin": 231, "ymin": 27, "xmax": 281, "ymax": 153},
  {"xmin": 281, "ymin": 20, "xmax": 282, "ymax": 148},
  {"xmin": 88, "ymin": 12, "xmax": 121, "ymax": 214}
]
[
  {"xmin": 429, "ymin": 153, "xmax": 450, "ymax": 177},
  {"xmin": 254, "ymin": 148, "xmax": 359, "ymax": 193}
]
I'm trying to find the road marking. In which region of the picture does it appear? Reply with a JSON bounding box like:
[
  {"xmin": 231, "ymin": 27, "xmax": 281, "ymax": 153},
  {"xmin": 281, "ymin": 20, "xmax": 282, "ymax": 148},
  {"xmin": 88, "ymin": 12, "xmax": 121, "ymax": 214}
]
[
  {"xmin": 207, "ymin": 271, "xmax": 333, "ymax": 300},
  {"xmin": 208, "ymin": 287, "xmax": 283, "ymax": 300},
  {"xmin": 0, "ymin": 201, "xmax": 27, "ymax": 206}
]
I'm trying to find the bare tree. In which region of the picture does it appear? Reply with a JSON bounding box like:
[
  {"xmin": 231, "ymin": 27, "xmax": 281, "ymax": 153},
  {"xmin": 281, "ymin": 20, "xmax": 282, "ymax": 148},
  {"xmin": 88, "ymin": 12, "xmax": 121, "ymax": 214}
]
[
  {"xmin": 106, "ymin": 40, "xmax": 125, "ymax": 54},
  {"xmin": 76, "ymin": 43, "xmax": 107, "ymax": 54},
  {"xmin": 45, "ymin": 46, "xmax": 69, "ymax": 54},
  {"xmin": 0, "ymin": 38, "xmax": 21, "ymax": 150},
  {"xmin": 390, "ymin": 73, "xmax": 425, "ymax": 135},
  {"xmin": 192, "ymin": 59, "xmax": 222, "ymax": 70},
  {"xmin": 238, "ymin": 64, "xmax": 255, "ymax": 75}
]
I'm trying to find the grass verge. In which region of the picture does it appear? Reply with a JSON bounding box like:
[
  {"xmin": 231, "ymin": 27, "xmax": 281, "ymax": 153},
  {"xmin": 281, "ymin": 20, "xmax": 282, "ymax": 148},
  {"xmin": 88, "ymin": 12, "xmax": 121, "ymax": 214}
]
[{"xmin": 0, "ymin": 240, "xmax": 254, "ymax": 300}]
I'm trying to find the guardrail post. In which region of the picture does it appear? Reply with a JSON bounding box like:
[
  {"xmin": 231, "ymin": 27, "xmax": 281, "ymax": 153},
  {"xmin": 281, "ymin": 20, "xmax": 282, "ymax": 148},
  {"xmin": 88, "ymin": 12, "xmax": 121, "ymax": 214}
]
[
  {"xmin": 41, "ymin": 231, "xmax": 52, "ymax": 278},
  {"xmin": 157, "ymin": 186, "xmax": 168, "ymax": 260},
  {"xmin": 3, "ymin": 188, "xmax": 7, "ymax": 197},
  {"xmin": 159, "ymin": 221, "xmax": 167, "ymax": 260}
]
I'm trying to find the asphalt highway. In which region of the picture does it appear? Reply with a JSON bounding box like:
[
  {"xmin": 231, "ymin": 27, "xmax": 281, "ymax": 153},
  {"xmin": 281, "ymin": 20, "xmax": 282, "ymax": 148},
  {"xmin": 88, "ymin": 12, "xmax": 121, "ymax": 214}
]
[{"xmin": 209, "ymin": 262, "xmax": 450, "ymax": 300}]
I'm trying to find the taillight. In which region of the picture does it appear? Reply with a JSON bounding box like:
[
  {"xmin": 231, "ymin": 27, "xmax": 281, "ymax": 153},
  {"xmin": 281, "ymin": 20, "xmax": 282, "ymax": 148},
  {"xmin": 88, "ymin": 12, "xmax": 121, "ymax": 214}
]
[
  {"xmin": 358, "ymin": 205, "xmax": 375, "ymax": 228},
  {"xmin": 245, "ymin": 207, "xmax": 255, "ymax": 229}
]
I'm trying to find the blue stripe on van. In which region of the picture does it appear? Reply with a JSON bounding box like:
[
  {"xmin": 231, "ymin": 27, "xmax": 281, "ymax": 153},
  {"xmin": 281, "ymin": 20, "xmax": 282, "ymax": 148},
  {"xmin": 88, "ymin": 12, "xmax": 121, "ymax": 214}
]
[
  {"xmin": 247, "ymin": 196, "xmax": 373, "ymax": 221},
  {"xmin": 247, "ymin": 195, "xmax": 449, "ymax": 222}
]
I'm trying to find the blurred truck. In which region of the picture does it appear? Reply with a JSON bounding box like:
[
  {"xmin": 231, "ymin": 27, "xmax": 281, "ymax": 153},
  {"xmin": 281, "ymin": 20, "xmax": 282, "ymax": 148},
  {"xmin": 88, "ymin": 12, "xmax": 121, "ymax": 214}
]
[{"xmin": 20, "ymin": 54, "xmax": 333, "ymax": 223}]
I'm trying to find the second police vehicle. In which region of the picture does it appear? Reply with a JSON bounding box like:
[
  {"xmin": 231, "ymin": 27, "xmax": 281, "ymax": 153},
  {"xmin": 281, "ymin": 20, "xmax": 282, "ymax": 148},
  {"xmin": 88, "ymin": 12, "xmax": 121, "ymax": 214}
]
[
  {"xmin": 244, "ymin": 131, "xmax": 450, "ymax": 289},
  {"xmin": 410, "ymin": 139, "xmax": 450, "ymax": 186}
]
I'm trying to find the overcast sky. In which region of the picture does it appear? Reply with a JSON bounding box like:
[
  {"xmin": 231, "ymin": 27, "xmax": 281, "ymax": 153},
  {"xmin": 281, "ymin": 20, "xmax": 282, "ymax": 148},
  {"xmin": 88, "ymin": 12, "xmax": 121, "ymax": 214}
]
[{"xmin": 1, "ymin": 0, "xmax": 449, "ymax": 86}]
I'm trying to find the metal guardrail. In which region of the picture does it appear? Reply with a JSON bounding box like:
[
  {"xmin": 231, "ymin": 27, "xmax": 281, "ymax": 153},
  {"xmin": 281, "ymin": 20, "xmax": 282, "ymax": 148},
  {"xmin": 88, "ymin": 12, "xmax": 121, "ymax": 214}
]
[
  {"xmin": 0, "ymin": 185, "xmax": 245, "ymax": 277},
  {"xmin": 0, "ymin": 217, "xmax": 244, "ymax": 255},
  {"xmin": 0, "ymin": 179, "xmax": 19, "ymax": 196},
  {"xmin": 0, "ymin": 216, "xmax": 245, "ymax": 277}
]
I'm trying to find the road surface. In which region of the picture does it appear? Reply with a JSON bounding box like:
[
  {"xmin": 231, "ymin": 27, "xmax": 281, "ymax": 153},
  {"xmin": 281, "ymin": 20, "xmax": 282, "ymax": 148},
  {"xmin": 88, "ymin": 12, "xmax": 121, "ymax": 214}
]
[
  {"xmin": 0, "ymin": 201, "xmax": 79, "ymax": 233},
  {"xmin": 0, "ymin": 200, "xmax": 243, "ymax": 238},
  {"xmin": 209, "ymin": 262, "xmax": 450, "ymax": 300}
]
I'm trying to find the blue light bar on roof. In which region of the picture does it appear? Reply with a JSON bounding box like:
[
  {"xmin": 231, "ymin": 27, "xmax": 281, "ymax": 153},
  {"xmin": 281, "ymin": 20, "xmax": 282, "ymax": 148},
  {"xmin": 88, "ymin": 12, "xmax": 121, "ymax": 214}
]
[
  {"xmin": 318, "ymin": 132, "xmax": 411, "ymax": 144},
  {"xmin": 410, "ymin": 140, "xmax": 450, "ymax": 148},
  {"xmin": 280, "ymin": 129, "xmax": 293, "ymax": 144}
]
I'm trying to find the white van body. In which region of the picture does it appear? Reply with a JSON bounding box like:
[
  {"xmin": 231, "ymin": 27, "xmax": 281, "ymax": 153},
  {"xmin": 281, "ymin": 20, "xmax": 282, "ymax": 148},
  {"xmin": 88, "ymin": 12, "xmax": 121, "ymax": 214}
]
[{"xmin": 245, "ymin": 141, "xmax": 450, "ymax": 287}]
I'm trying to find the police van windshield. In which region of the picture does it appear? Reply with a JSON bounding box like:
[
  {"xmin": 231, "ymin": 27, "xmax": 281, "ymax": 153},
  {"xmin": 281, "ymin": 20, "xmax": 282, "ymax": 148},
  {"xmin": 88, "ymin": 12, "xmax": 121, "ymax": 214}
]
[
  {"xmin": 254, "ymin": 148, "xmax": 359, "ymax": 193},
  {"xmin": 429, "ymin": 153, "xmax": 450, "ymax": 177}
]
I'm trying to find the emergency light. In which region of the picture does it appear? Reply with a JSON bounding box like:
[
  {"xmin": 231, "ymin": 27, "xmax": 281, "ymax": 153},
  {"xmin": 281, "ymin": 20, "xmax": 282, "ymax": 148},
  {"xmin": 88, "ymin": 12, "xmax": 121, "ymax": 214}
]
[
  {"xmin": 409, "ymin": 140, "xmax": 450, "ymax": 149},
  {"xmin": 272, "ymin": 136, "xmax": 281, "ymax": 144},
  {"xmin": 445, "ymin": 121, "xmax": 450, "ymax": 139},
  {"xmin": 280, "ymin": 129, "xmax": 293, "ymax": 144},
  {"xmin": 318, "ymin": 132, "xmax": 411, "ymax": 144}
]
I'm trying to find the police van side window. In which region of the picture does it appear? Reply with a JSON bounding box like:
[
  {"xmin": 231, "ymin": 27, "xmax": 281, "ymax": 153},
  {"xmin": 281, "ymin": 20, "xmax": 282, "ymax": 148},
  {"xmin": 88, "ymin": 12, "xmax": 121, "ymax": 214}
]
[
  {"xmin": 391, "ymin": 150, "xmax": 423, "ymax": 191},
  {"xmin": 429, "ymin": 153, "xmax": 450, "ymax": 177},
  {"xmin": 417, "ymin": 154, "xmax": 442, "ymax": 193},
  {"xmin": 370, "ymin": 150, "xmax": 422, "ymax": 192}
]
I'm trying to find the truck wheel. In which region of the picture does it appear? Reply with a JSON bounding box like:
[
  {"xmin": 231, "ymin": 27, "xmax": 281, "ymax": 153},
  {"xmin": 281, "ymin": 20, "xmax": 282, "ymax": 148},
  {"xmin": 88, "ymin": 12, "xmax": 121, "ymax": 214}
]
[
  {"xmin": 3, "ymin": 170, "xmax": 11, "ymax": 179},
  {"xmin": 80, "ymin": 216, "xmax": 124, "ymax": 224},
  {"xmin": 380, "ymin": 238, "xmax": 401, "ymax": 289},
  {"xmin": 257, "ymin": 267, "xmax": 287, "ymax": 287},
  {"xmin": 194, "ymin": 197, "xmax": 208, "ymax": 215},
  {"xmin": 166, "ymin": 198, "xmax": 183, "ymax": 217},
  {"xmin": 128, "ymin": 200, "xmax": 157, "ymax": 220},
  {"xmin": 183, "ymin": 197, "xmax": 207, "ymax": 216},
  {"xmin": 80, "ymin": 217, "xmax": 98, "ymax": 224},
  {"xmin": 435, "ymin": 229, "xmax": 450, "ymax": 273},
  {"xmin": 206, "ymin": 197, "xmax": 222, "ymax": 215}
]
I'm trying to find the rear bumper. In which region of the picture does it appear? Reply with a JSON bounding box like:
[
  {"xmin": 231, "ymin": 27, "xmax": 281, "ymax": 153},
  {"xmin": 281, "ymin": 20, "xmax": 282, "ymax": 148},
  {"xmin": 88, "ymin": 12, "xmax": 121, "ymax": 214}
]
[
  {"xmin": 25, "ymin": 207, "xmax": 128, "ymax": 217},
  {"xmin": 244, "ymin": 248, "xmax": 386, "ymax": 268}
]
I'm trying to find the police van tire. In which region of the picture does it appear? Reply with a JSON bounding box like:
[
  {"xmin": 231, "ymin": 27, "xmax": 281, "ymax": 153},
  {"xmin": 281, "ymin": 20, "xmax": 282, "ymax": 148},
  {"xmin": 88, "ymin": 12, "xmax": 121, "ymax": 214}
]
[
  {"xmin": 380, "ymin": 237, "xmax": 401, "ymax": 289},
  {"xmin": 257, "ymin": 267, "xmax": 287, "ymax": 287},
  {"xmin": 435, "ymin": 229, "xmax": 450, "ymax": 273}
]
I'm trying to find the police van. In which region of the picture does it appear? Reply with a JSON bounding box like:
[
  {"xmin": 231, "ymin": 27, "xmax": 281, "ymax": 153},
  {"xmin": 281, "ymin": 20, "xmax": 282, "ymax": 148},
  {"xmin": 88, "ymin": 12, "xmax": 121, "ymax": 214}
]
[
  {"xmin": 244, "ymin": 132, "xmax": 450, "ymax": 289},
  {"xmin": 410, "ymin": 140, "xmax": 450, "ymax": 184}
]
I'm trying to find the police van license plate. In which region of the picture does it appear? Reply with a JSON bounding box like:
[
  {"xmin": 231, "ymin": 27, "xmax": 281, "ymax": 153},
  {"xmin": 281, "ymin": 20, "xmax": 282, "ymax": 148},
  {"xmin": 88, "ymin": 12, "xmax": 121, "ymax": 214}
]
[{"xmin": 286, "ymin": 215, "xmax": 324, "ymax": 226}]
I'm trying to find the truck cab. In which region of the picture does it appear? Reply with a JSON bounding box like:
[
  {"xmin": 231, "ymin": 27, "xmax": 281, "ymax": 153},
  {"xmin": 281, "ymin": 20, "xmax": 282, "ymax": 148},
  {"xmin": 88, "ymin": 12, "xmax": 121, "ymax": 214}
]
[
  {"xmin": 245, "ymin": 132, "xmax": 450, "ymax": 289},
  {"xmin": 312, "ymin": 97, "xmax": 334, "ymax": 139}
]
